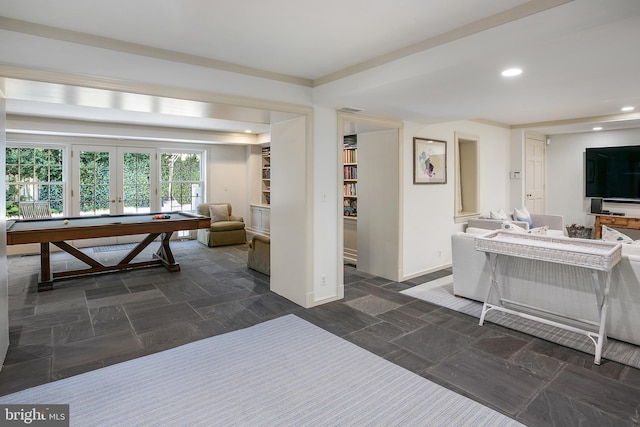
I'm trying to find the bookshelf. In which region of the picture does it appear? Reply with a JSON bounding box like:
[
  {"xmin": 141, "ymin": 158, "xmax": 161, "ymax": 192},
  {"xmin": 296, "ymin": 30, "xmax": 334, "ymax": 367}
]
[
  {"xmin": 343, "ymin": 135, "xmax": 357, "ymax": 217},
  {"xmin": 262, "ymin": 145, "xmax": 271, "ymax": 205}
]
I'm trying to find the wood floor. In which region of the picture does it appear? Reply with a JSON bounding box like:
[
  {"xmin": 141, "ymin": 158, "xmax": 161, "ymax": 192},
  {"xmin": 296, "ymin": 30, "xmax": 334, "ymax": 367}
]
[{"xmin": 1, "ymin": 239, "xmax": 639, "ymax": 426}]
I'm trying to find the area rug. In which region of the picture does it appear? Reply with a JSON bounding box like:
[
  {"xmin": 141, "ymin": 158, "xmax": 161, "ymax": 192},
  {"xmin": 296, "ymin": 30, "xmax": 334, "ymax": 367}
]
[
  {"xmin": 92, "ymin": 243, "xmax": 138, "ymax": 253},
  {"xmin": 401, "ymin": 276, "xmax": 640, "ymax": 369},
  {"xmin": 0, "ymin": 314, "xmax": 521, "ymax": 426}
]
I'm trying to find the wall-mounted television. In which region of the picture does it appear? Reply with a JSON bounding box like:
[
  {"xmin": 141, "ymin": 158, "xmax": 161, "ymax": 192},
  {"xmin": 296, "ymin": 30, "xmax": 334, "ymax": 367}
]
[{"xmin": 585, "ymin": 145, "xmax": 640, "ymax": 200}]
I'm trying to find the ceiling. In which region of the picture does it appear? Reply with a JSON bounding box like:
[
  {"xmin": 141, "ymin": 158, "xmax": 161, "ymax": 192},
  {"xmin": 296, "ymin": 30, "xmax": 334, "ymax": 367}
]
[{"xmin": 1, "ymin": 0, "xmax": 640, "ymax": 136}]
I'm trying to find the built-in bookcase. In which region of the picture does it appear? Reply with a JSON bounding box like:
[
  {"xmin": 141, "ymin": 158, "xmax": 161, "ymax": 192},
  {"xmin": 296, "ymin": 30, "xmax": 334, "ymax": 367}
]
[
  {"xmin": 343, "ymin": 135, "xmax": 357, "ymax": 217},
  {"xmin": 262, "ymin": 145, "xmax": 271, "ymax": 205}
]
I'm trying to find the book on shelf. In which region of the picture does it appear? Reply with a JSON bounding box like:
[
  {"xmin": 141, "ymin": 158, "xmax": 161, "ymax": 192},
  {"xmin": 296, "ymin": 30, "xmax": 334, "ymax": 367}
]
[
  {"xmin": 343, "ymin": 148, "xmax": 357, "ymax": 164},
  {"xmin": 343, "ymin": 183, "xmax": 357, "ymax": 196},
  {"xmin": 343, "ymin": 165, "xmax": 357, "ymax": 179}
]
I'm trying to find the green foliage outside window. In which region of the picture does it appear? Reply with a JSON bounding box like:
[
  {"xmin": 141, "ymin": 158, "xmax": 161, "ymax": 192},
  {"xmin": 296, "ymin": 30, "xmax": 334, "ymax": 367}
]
[
  {"xmin": 122, "ymin": 152, "xmax": 151, "ymax": 212},
  {"xmin": 160, "ymin": 153, "xmax": 202, "ymax": 211},
  {"xmin": 6, "ymin": 148, "xmax": 205, "ymax": 217},
  {"xmin": 5, "ymin": 147, "xmax": 64, "ymax": 218},
  {"xmin": 78, "ymin": 151, "xmax": 111, "ymax": 215}
]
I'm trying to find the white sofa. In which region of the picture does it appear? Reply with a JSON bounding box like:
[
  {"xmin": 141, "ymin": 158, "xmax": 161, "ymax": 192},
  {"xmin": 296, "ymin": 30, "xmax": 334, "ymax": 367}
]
[
  {"xmin": 467, "ymin": 213, "xmax": 564, "ymax": 232},
  {"xmin": 451, "ymin": 230, "xmax": 640, "ymax": 346}
]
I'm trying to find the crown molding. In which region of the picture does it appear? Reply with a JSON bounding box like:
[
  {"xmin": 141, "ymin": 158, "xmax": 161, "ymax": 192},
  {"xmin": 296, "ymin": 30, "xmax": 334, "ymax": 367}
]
[
  {"xmin": 471, "ymin": 118, "xmax": 510, "ymax": 129},
  {"xmin": 511, "ymin": 112, "xmax": 640, "ymax": 130}
]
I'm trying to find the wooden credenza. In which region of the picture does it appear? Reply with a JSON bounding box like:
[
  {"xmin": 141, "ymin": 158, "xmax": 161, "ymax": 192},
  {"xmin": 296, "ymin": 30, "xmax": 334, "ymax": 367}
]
[{"xmin": 593, "ymin": 214, "xmax": 640, "ymax": 239}]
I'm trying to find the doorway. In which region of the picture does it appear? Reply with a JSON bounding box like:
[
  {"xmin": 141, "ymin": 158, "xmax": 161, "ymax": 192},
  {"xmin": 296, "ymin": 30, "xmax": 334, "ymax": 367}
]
[
  {"xmin": 524, "ymin": 133, "xmax": 546, "ymax": 213},
  {"xmin": 338, "ymin": 113, "xmax": 402, "ymax": 282},
  {"xmin": 71, "ymin": 145, "xmax": 158, "ymax": 216},
  {"xmin": 71, "ymin": 145, "xmax": 158, "ymax": 246}
]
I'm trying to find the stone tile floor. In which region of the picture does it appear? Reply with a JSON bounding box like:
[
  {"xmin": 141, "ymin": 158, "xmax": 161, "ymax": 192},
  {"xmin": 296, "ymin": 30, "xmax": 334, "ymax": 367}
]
[{"xmin": 1, "ymin": 239, "xmax": 640, "ymax": 426}]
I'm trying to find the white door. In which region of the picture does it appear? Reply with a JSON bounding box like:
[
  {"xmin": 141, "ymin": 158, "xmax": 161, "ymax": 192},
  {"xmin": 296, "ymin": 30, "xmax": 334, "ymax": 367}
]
[
  {"xmin": 525, "ymin": 133, "xmax": 546, "ymax": 213},
  {"xmin": 357, "ymin": 129, "xmax": 400, "ymax": 281},
  {"xmin": 270, "ymin": 116, "xmax": 307, "ymax": 306},
  {"xmin": 71, "ymin": 145, "xmax": 158, "ymax": 245}
]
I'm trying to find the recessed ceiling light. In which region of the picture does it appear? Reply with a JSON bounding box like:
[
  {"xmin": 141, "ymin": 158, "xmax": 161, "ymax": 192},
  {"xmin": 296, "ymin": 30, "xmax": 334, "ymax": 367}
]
[
  {"xmin": 593, "ymin": 127, "xmax": 603, "ymax": 131},
  {"xmin": 244, "ymin": 130, "xmax": 252, "ymax": 133},
  {"xmin": 501, "ymin": 68, "xmax": 523, "ymax": 77},
  {"xmin": 621, "ymin": 106, "xmax": 635, "ymax": 112}
]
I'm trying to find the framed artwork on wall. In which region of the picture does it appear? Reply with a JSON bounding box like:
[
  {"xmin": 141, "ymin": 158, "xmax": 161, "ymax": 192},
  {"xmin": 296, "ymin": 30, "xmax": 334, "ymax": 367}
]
[{"xmin": 413, "ymin": 137, "xmax": 447, "ymax": 184}]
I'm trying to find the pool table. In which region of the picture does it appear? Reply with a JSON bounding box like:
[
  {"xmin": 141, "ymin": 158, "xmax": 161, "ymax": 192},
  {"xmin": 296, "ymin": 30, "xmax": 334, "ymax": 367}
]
[{"xmin": 6, "ymin": 212, "xmax": 211, "ymax": 291}]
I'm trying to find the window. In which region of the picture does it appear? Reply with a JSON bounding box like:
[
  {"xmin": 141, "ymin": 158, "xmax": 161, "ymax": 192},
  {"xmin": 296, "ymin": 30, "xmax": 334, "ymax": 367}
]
[
  {"xmin": 160, "ymin": 152, "xmax": 203, "ymax": 212},
  {"xmin": 6, "ymin": 147, "xmax": 64, "ymax": 218},
  {"xmin": 454, "ymin": 132, "xmax": 480, "ymax": 221}
]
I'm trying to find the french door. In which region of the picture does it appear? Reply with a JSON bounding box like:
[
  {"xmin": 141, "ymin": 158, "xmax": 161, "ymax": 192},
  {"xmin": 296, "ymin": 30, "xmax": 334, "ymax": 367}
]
[{"xmin": 71, "ymin": 145, "xmax": 158, "ymax": 244}]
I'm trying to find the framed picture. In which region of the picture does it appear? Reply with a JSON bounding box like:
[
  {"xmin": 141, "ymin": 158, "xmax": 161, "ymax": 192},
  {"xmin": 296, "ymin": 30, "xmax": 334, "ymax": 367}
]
[{"xmin": 413, "ymin": 137, "xmax": 447, "ymax": 184}]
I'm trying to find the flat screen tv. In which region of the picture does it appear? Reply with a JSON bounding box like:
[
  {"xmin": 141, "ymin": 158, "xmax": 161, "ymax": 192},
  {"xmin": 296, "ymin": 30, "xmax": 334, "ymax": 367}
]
[{"xmin": 585, "ymin": 145, "xmax": 640, "ymax": 200}]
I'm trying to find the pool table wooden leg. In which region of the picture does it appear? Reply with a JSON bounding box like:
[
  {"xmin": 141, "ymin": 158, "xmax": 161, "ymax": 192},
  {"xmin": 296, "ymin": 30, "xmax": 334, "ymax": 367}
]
[
  {"xmin": 38, "ymin": 242, "xmax": 54, "ymax": 292},
  {"xmin": 154, "ymin": 231, "xmax": 180, "ymax": 272}
]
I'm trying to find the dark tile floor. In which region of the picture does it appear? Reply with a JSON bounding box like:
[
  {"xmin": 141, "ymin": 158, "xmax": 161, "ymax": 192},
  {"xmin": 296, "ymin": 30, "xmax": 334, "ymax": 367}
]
[{"xmin": 2, "ymin": 239, "xmax": 640, "ymax": 426}]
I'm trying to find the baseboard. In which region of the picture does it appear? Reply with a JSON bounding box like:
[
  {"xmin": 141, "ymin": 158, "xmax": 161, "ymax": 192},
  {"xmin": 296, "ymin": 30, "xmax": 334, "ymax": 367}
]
[
  {"xmin": 343, "ymin": 248, "xmax": 357, "ymax": 264},
  {"xmin": 402, "ymin": 263, "xmax": 452, "ymax": 281},
  {"xmin": 305, "ymin": 284, "xmax": 344, "ymax": 308},
  {"xmin": 246, "ymin": 226, "xmax": 270, "ymax": 236}
]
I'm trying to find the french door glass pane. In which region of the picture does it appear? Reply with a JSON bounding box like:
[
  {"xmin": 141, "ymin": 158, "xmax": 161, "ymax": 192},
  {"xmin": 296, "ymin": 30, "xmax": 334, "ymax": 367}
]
[
  {"xmin": 79, "ymin": 151, "xmax": 110, "ymax": 216},
  {"xmin": 122, "ymin": 152, "xmax": 151, "ymax": 214}
]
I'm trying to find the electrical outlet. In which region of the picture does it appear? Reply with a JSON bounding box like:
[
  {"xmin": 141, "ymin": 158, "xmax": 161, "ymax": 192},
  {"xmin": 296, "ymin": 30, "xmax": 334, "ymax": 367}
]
[{"xmin": 321, "ymin": 275, "xmax": 327, "ymax": 285}]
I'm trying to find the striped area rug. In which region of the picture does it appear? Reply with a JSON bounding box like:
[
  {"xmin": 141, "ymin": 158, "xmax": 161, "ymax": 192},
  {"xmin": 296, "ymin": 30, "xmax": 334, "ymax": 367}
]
[
  {"xmin": 92, "ymin": 243, "xmax": 138, "ymax": 253},
  {"xmin": 0, "ymin": 314, "xmax": 522, "ymax": 426},
  {"xmin": 402, "ymin": 276, "xmax": 640, "ymax": 369}
]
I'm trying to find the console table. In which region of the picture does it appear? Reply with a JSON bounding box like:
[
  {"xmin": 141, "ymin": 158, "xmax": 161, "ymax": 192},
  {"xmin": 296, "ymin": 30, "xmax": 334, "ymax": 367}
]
[
  {"xmin": 474, "ymin": 231, "xmax": 621, "ymax": 365},
  {"xmin": 593, "ymin": 214, "xmax": 640, "ymax": 239}
]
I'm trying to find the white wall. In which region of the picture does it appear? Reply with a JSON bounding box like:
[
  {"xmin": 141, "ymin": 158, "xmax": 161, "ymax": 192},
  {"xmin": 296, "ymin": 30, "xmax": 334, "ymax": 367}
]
[
  {"xmin": 206, "ymin": 144, "xmax": 250, "ymax": 220},
  {"xmin": 246, "ymin": 144, "xmax": 264, "ymax": 208},
  {"xmin": 312, "ymin": 107, "xmax": 340, "ymax": 302},
  {"xmin": 547, "ymin": 128, "xmax": 640, "ymax": 228},
  {"xmin": 402, "ymin": 120, "xmax": 511, "ymax": 278},
  {"xmin": 509, "ymin": 129, "xmax": 526, "ymax": 209}
]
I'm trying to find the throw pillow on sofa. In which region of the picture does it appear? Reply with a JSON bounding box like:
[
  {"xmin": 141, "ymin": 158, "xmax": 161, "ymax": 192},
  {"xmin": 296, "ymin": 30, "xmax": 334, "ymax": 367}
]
[
  {"xmin": 209, "ymin": 204, "xmax": 229, "ymax": 223},
  {"xmin": 489, "ymin": 209, "xmax": 509, "ymax": 220},
  {"xmin": 514, "ymin": 206, "xmax": 533, "ymax": 228},
  {"xmin": 502, "ymin": 220, "xmax": 548, "ymax": 235},
  {"xmin": 601, "ymin": 225, "xmax": 634, "ymax": 243}
]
